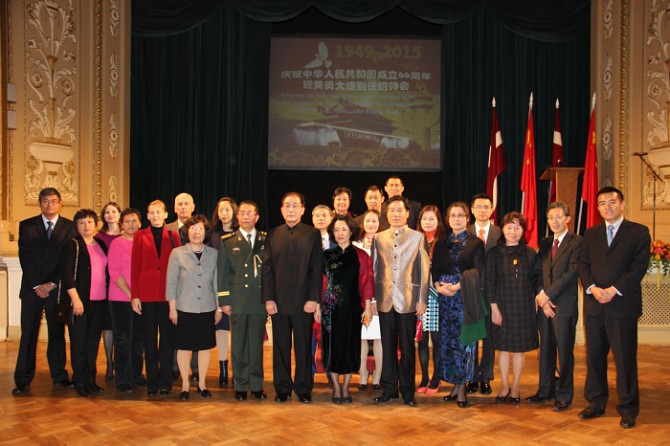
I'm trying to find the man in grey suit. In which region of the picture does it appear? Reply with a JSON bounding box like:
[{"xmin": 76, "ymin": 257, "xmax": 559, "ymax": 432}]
[
  {"xmin": 166, "ymin": 192, "xmax": 195, "ymax": 244},
  {"xmin": 465, "ymin": 193, "xmax": 501, "ymax": 395},
  {"xmin": 218, "ymin": 201, "xmax": 267, "ymax": 401},
  {"xmin": 372, "ymin": 196, "xmax": 430, "ymax": 406},
  {"xmin": 527, "ymin": 201, "xmax": 581, "ymax": 411}
]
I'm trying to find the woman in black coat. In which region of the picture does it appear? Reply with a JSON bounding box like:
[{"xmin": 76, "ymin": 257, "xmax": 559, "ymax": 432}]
[
  {"xmin": 61, "ymin": 209, "xmax": 109, "ymax": 397},
  {"xmin": 484, "ymin": 211, "xmax": 541, "ymax": 405}
]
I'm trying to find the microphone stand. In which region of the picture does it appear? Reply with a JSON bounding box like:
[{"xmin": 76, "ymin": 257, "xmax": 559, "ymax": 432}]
[{"xmin": 633, "ymin": 152, "xmax": 662, "ymax": 240}]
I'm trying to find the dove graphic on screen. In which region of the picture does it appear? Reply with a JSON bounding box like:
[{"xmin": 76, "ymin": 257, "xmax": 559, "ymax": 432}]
[{"xmin": 304, "ymin": 42, "xmax": 332, "ymax": 69}]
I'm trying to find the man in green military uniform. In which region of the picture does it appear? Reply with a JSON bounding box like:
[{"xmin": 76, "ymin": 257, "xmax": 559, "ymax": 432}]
[{"xmin": 217, "ymin": 200, "xmax": 268, "ymax": 401}]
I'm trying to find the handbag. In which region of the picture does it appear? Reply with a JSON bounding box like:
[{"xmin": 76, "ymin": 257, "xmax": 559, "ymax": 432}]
[
  {"xmin": 414, "ymin": 317, "xmax": 422, "ymax": 342},
  {"xmin": 52, "ymin": 239, "xmax": 79, "ymax": 324}
]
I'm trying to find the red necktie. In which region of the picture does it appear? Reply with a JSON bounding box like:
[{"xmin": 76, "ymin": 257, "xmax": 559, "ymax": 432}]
[
  {"xmin": 478, "ymin": 229, "xmax": 485, "ymax": 242},
  {"xmin": 552, "ymin": 238, "xmax": 559, "ymax": 260}
]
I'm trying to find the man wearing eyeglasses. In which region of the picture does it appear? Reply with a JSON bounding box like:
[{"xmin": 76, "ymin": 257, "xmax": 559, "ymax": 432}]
[
  {"xmin": 262, "ymin": 192, "xmax": 323, "ymax": 404},
  {"xmin": 465, "ymin": 193, "xmax": 502, "ymax": 396},
  {"xmin": 13, "ymin": 188, "xmax": 76, "ymax": 395}
]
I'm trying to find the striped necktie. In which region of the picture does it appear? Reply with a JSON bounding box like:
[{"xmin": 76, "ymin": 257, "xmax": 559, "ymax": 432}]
[{"xmin": 46, "ymin": 221, "xmax": 53, "ymax": 240}]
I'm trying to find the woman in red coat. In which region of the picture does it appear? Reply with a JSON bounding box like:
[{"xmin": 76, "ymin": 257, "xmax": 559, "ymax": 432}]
[{"xmin": 131, "ymin": 200, "xmax": 181, "ymax": 396}]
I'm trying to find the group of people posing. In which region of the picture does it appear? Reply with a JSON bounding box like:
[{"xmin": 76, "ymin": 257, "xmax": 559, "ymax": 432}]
[{"xmin": 12, "ymin": 176, "xmax": 650, "ymax": 430}]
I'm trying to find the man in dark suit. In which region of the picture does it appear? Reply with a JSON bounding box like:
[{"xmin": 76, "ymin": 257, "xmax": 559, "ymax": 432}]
[
  {"xmin": 354, "ymin": 185, "xmax": 389, "ymax": 231},
  {"xmin": 218, "ymin": 201, "xmax": 267, "ymax": 401},
  {"xmin": 527, "ymin": 201, "xmax": 581, "ymax": 411},
  {"xmin": 381, "ymin": 176, "xmax": 421, "ymax": 229},
  {"xmin": 13, "ymin": 188, "xmax": 76, "ymax": 394},
  {"xmin": 465, "ymin": 193, "xmax": 502, "ymax": 395},
  {"xmin": 578, "ymin": 186, "xmax": 650, "ymax": 429},
  {"xmin": 262, "ymin": 192, "xmax": 323, "ymax": 403}
]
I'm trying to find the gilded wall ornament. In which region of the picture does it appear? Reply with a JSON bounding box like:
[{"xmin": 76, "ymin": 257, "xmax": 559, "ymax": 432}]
[
  {"xmin": 108, "ymin": 174, "xmax": 118, "ymax": 203},
  {"xmin": 110, "ymin": 52, "xmax": 119, "ymax": 98},
  {"xmin": 602, "ymin": 116, "xmax": 613, "ymax": 161},
  {"xmin": 25, "ymin": 0, "xmax": 79, "ymax": 202},
  {"xmin": 109, "ymin": 113, "xmax": 118, "ymax": 159},
  {"xmin": 110, "ymin": 0, "xmax": 119, "ymax": 38},
  {"xmin": 604, "ymin": 0, "xmax": 614, "ymax": 40},
  {"xmin": 603, "ymin": 55, "xmax": 613, "ymax": 101}
]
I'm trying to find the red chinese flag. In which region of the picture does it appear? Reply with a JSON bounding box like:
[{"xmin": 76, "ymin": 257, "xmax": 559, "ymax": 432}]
[
  {"xmin": 581, "ymin": 100, "xmax": 599, "ymax": 228},
  {"xmin": 486, "ymin": 98, "xmax": 506, "ymax": 224},
  {"xmin": 549, "ymin": 99, "xmax": 564, "ymax": 203},
  {"xmin": 520, "ymin": 94, "xmax": 538, "ymax": 248}
]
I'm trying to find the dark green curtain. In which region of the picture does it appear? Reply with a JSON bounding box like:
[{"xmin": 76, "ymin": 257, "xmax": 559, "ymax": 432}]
[
  {"xmin": 131, "ymin": 0, "xmax": 590, "ymax": 229},
  {"xmin": 131, "ymin": 5, "xmax": 270, "ymax": 220}
]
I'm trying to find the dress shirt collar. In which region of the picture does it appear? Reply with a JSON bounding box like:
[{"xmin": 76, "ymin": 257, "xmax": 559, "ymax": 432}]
[
  {"xmin": 554, "ymin": 229, "xmax": 568, "ymax": 244},
  {"xmin": 42, "ymin": 214, "xmax": 59, "ymax": 228},
  {"xmin": 606, "ymin": 216, "xmax": 624, "ymax": 237},
  {"xmin": 239, "ymin": 227, "xmax": 257, "ymax": 242}
]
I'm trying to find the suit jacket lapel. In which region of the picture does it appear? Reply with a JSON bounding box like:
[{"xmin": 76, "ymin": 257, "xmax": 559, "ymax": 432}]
[
  {"xmin": 608, "ymin": 220, "xmax": 627, "ymax": 251},
  {"xmin": 552, "ymin": 232, "xmax": 571, "ymax": 266}
]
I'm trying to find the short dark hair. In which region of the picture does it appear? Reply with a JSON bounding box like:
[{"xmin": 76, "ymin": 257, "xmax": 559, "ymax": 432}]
[
  {"xmin": 386, "ymin": 195, "xmax": 409, "ymax": 211},
  {"xmin": 120, "ymin": 207, "xmax": 142, "ymax": 224},
  {"xmin": 327, "ymin": 214, "xmax": 359, "ymax": 243},
  {"xmin": 446, "ymin": 202, "xmax": 471, "ymax": 227},
  {"xmin": 281, "ymin": 192, "xmax": 305, "ymax": 207},
  {"xmin": 386, "ymin": 175, "xmax": 403, "ymax": 185},
  {"xmin": 184, "ymin": 214, "xmax": 212, "ymax": 244},
  {"xmin": 471, "ymin": 193, "xmax": 493, "ymax": 207},
  {"xmin": 238, "ymin": 200, "xmax": 259, "ymax": 215},
  {"xmin": 500, "ymin": 211, "xmax": 527, "ymax": 244},
  {"xmin": 546, "ymin": 201, "xmax": 570, "ymax": 217},
  {"xmin": 364, "ymin": 185, "xmax": 383, "ymax": 195},
  {"xmin": 332, "ymin": 187, "xmax": 352, "ymax": 201},
  {"xmin": 73, "ymin": 208, "xmax": 98, "ymax": 225},
  {"xmin": 38, "ymin": 188, "xmax": 61, "ymax": 201},
  {"xmin": 100, "ymin": 202, "xmax": 122, "ymax": 233},
  {"xmin": 596, "ymin": 186, "xmax": 624, "ymax": 202}
]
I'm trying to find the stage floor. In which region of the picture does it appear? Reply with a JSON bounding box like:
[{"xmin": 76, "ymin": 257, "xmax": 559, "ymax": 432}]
[{"xmin": 1, "ymin": 340, "xmax": 668, "ymax": 444}]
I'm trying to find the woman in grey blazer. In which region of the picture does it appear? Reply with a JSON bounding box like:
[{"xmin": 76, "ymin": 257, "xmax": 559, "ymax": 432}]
[{"xmin": 166, "ymin": 214, "xmax": 221, "ymax": 400}]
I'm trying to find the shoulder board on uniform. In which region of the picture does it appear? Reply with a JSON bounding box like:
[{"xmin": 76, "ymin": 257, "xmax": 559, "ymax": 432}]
[{"xmin": 221, "ymin": 233, "xmax": 236, "ymax": 241}]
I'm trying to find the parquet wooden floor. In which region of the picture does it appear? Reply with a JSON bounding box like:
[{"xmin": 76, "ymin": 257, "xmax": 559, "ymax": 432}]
[{"xmin": 0, "ymin": 340, "xmax": 668, "ymax": 445}]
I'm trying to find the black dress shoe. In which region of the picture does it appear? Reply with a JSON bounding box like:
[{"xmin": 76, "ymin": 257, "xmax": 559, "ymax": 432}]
[
  {"xmin": 55, "ymin": 379, "xmax": 74, "ymax": 388},
  {"xmin": 404, "ymin": 399, "xmax": 418, "ymax": 407},
  {"xmin": 358, "ymin": 384, "xmax": 368, "ymax": 390},
  {"xmin": 509, "ymin": 395, "xmax": 521, "ymax": 404},
  {"xmin": 89, "ymin": 384, "xmax": 104, "ymax": 394},
  {"xmin": 298, "ymin": 394, "xmax": 312, "ymax": 403},
  {"xmin": 235, "ymin": 391, "xmax": 248, "ymax": 401},
  {"xmin": 525, "ymin": 393, "xmax": 553, "ymax": 404},
  {"xmin": 12, "ymin": 384, "xmax": 30, "ymax": 395},
  {"xmin": 553, "ymin": 401, "xmax": 571, "ymax": 412},
  {"xmin": 179, "ymin": 391, "xmax": 189, "ymax": 401},
  {"xmin": 190, "ymin": 373, "xmax": 199, "ymax": 383},
  {"xmin": 274, "ymin": 394, "xmax": 290, "ymax": 403},
  {"xmin": 372, "ymin": 384, "xmax": 382, "ymax": 391},
  {"xmin": 76, "ymin": 387, "xmax": 92, "ymax": 397},
  {"xmin": 198, "ymin": 388, "xmax": 212, "ymax": 398},
  {"xmin": 495, "ymin": 391, "xmax": 510, "ymax": 404},
  {"xmin": 479, "ymin": 382, "xmax": 492, "ymax": 395},
  {"xmin": 147, "ymin": 389, "xmax": 158, "ymax": 396},
  {"xmin": 465, "ymin": 381, "xmax": 478, "ymax": 394},
  {"xmin": 341, "ymin": 395, "xmax": 352, "ymax": 404},
  {"xmin": 443, "ymin": 394, "xmax": 458, "ymax": 402},
  {"xmin": 578, "ymin": 407, "xmax": 604, "ymax": 419},
  {"xmin": 159, "ymin": 389, "xmax": 171, "ymax": 396},
  {"xmin": 117, "ymin": 384, "xmax": 133, "ymax": 393},
  {"xmin": 457, "ymin": 398, "xmax": 469, "ymax": 408},
  {"xmin": 252, "ymin": 390, "xmax": 267, "ymax": 400},
  {"xmin": 373, "ymin": 393, "xmax": 399, "ymax": 403},
  {"xmin": 620, "ymin": 416, "xmax": 636, "ymax": 429}
]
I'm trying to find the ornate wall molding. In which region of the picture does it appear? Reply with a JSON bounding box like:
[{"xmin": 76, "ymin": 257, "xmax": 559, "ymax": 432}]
[
  {"xmin": 618, "ymin": 0, "xmax": 630, "ymax": 191},
  {"xmin": 109, "ymin": 51, "xmax": 118, "ymax": 98},
  {"xmin": 602, "ymin": 116, "xmax": 613, "ymax": 161},
  {"xmin": 94, "ymin": 0, "xmax": 103, "ymax": 209},
  {"xmin": 108, "ymin": 113, "xmax": 118, "ymax": 158},
  {"xmin": 603, "ymin": 55, "xmax": 613, "ymax": 100},
  {"xmin": 109, "ymin": 0, "xmax": 119, "ymax": 38},
  {"xmin": 604, "ymin": 0, "xmax": 614, "ymax": 40},
  {"xmin": 24, "ymin": 0, "xmax": 79, "ymax": 203}
]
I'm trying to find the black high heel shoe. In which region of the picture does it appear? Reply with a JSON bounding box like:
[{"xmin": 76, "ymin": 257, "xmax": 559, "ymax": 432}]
[
  {"xmin": 457, "ymin": 396, "xmax": 469, "ymax": 408},
  {"xmin": 495, "ymin": 391, "xmax": 511, "ymax": 404},
  {"xmin": 509, "ymin": 393, "xmax": 521, "ymax": 404}
]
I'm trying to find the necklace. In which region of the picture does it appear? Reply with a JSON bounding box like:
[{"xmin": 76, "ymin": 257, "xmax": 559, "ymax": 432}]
[{"xmin": 191, "ymin": 244, "xmax": 204, "ymax": 254}]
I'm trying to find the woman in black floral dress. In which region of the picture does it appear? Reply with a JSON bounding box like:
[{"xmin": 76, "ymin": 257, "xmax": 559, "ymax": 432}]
[{"xmin": 317, "ymin": 215, "xmax": 374, "ymax": 404}]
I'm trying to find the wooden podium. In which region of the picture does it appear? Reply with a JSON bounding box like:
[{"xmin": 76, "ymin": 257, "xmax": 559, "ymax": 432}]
[{"xmin": 540, "ymin": 167, "xmax": 584, "ymax": 233}]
